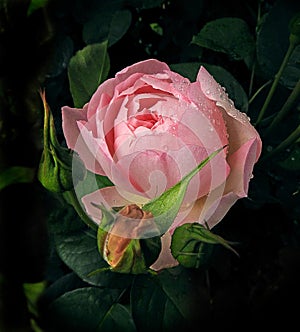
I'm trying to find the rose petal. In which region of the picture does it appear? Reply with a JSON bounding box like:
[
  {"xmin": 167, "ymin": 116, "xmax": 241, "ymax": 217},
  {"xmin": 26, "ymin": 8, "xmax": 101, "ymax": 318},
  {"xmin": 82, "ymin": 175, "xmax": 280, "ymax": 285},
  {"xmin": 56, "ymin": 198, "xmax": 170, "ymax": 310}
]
[
  {"xmin": 76, "ymin": 122, "xmax": 113, "ymax": 176},
  {"xmin": 115, "ymin": 59, "xmax": 170, "ymax": 83},
  {"xmin": 174, "ymin": 137, "xmax": 260, "ymax": 230},
  {"xmin": 197, "ymin": 66, "xmax": 262, "ymax": 158},
  {"xmin": 87, "ymin": 78, "xmax": 116, "ymax": 119},
  {"xmin": 150, "ymin": 232, "xmax": 178, "ymax": 271},
  {"xmin": 188, "ymin": 81, "xmax": 229, "ymax": 148},
  {"xmin": 224, "ymin": 137, "xmax": 259, "ymax": 196},
  {"xmin": 62, "ymin": 106, "xmax": 87, "ymax": 150}
]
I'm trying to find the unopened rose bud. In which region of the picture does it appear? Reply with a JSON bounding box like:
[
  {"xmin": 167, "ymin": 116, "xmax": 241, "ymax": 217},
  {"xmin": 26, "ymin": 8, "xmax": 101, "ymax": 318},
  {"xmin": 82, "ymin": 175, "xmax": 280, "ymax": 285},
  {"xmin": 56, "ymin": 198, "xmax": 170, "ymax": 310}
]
[
  {"xmin": 38, "ymin": 91, "xmax": 85, "ymax": 192},
  {"xmin": 289, "ymin": 12, "xmax": 300, "ymax": 45},
  {"xmin": 97, "ymin": 204, "xmax": 161, "ymax": 274}
]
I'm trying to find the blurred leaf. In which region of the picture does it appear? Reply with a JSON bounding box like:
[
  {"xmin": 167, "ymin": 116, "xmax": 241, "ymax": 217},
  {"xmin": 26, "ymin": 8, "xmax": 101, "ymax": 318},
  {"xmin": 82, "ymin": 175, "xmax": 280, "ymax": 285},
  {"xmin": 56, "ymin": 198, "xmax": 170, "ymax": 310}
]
[
  {"xmin": 256, "ymin": 0, "xmax": 300, "ymax": 88},
  {"xmin": 128, "ymin": 0, "xmax": 164, "ymax": 9},
  {"xmin": 83, "ymin": 10, "xmax": 132, "ymax": 47},
  {"xmin": 170, "ymin": 62, "xmax": 249, "ymax": 113},
  {"xmin": 46, "ymin": 35, "xmax": 74, "ymax": 78},
  {"xmin": 0, "ymin": 166, "xmax": 35, "ymax": 191},
  {"xmin": 131, "ymin": 269, "xmax": 209, "ymax": 331},
  {"xmin": 68, "ymin": 42, "xmax": 110, "ymax": 108},
  {"xmin": 23, "ymin": 281, "xmax": 47, "ymax": 317},
  {"xmin": 47, "ymin": 287, "xmax": 135, "ymax": 332},
  {"xmin": 192, "ymin": 17, "xmax": 255, "ymax": 61},
  {"xmin": 150, "ymin": 22, "xmax": 163, "ymax": 36},
  {"xmin": 143, "ymin": 147, "xmax": 225, "ymax": 234},
  {"xmin": 27, "ymin": 0, "xmax": 48, "ymax": 16},
  {"xmin": 279, "ymin": 144, "xmax": 300, "ymax": 171}
]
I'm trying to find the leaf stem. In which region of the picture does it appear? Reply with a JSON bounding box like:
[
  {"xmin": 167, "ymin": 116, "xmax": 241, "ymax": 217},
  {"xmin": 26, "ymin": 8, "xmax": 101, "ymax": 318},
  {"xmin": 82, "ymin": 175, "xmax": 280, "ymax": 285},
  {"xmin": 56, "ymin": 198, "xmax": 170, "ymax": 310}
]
[
  {"xmin": 255, "ymin": 40, "xmax": 296, "ymax": 126},
  {"xmin": 260, "ymin": 123, "xmax": 300, "ymax": 162},
  {"xmin": 64, "ymin": 189, "xmax": 98, "ymax": 231},
  {"xmin": 264, "ymin": 78, "xmax": 300, "ymax": 136}
]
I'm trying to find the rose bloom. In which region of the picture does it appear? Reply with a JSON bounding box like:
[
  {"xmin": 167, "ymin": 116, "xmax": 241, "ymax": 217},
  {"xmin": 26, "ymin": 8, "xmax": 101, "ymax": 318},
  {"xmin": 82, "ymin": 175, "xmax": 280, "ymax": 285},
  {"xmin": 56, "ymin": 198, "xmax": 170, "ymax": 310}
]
[{"xmin": 62, "ymin": 59, "xmax": 262, "ymax": 270}]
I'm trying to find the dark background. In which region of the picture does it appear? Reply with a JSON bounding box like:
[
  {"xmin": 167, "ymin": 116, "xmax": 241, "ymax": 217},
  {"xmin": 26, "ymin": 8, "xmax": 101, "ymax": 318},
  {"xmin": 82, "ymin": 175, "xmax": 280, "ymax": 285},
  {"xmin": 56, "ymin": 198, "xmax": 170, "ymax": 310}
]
[{"xmin": 1, "ymin": 0, "xmax": 300, "ymax": 330}]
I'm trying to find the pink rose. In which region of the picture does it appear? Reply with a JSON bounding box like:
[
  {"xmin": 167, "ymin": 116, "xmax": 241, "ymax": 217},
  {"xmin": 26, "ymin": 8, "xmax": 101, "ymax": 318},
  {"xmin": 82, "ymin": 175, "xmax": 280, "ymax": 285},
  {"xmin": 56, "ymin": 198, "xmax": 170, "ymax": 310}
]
[{"xmin": 62, "ymin": 59, "xmax": 262, "ymax": 270}]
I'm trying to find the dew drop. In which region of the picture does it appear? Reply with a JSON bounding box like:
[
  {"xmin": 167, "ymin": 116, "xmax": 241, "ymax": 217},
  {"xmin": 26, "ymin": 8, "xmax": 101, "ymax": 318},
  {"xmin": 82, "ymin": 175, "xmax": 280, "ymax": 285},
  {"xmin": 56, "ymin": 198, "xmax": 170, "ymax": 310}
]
[
  {"xmin": 291, "ymin": 157, "xmax": 295, "ymax": 161},
  {"xmin": 206, "ymin": 89, "xmax": 211, "ymax": 95}
]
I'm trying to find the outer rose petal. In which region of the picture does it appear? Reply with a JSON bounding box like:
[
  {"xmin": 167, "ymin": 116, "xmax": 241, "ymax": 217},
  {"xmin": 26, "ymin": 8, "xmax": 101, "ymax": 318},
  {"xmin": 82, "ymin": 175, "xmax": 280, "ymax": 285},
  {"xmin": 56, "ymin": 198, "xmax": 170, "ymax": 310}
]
[
  {"xmin": 150, "ymin": 232, "xmax": 178, "ymax": 271},
  {"xmin": 197, "ymin": 66, "xmax": 262, "ymax": 158},
  {"xmin": 174, "ymin": 137, "xmax": 260, "ymax": 231},
  {"xmin": 62, "ymin": 106, "xmax": 87, "ymax": 150},
  {"xmin": 62, "ymin": 106, "xmax": 106, "ymax": 175},
  {"xmin": 115, "ymin": 59, "xmax": 170, "ymax": 84}
]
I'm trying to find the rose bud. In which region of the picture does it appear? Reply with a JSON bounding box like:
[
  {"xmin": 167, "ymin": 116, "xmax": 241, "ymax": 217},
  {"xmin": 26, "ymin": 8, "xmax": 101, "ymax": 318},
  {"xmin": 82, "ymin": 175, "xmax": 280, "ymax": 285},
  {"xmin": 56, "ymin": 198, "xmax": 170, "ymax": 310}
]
[
  {"xmin": 38, "ymin": 91, "xmax": 85, "ymax": 192},
  {"xmin": 97, "ymin": 204, "xmax": 161, "ymax": 274},
  {"xmin": 289, "ymin": 12, "xmax": 300, "ymax": 45}
]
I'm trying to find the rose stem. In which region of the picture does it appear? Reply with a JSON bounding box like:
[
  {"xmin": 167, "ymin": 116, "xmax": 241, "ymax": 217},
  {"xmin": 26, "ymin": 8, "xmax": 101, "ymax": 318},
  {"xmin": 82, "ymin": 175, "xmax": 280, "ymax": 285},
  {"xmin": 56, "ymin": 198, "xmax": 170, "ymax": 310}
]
[
  {"xmin": 248, "ymin": 80, "xmax": 272, "ymax": 105},
  {"xmin": 248, "ymin": 1, "xmax": 262, "ymax": 97},
  {"xmin": 64, "ymin": 189, "xmax": 98, "ymax": 231},
  {"xmin": 264, "ymin": 78, "xmax": 300, "ymax": 137},
  {"xmin": 255, "ymin": 38, "xmax": 297, "ymax": 126},
  {"xmin": 260, "ymin": 123, "xmax": 300, "ymax": 162}
]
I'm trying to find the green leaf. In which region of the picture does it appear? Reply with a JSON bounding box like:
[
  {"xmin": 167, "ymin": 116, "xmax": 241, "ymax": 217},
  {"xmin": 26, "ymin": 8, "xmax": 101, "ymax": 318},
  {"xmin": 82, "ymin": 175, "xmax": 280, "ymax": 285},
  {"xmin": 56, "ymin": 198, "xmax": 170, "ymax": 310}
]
[
  {"xmin": 83, "ymin": 10, "xmax": 132, "ymax": 47},
  {"xmin": 100, "ymin": 303, "xmax": 137, "ymax": 332},
  {"xmin": 143, "ymin": 147, "xmax": 226, "ymax": 233},
  {"xmin": 0, "ymin": 166, "xmax": 35, "ymax": 191},
  {"xmin": 131, "ymin": 269, "xmax": 210, "ymax": 331},
  {"xmin": 170, "ymin": 62, "xmax": 249, "ymax": 113},
  {"xmin": 281, "ymin": 45, "xmax": 300, "ymax": 89},
  {"xmin": 47, "ymin": 287, "xmax": 135, "ymax": 332},
  {"xmin": 192, "ymin": 17, "xmax": 255, "ymax": 61},
  {"xmin": 256, "ymin": 0, "xmax": 300, "ymax": 88},
  {"xmin": 50, "ymin": 205, "xmax": 133, "ymax": 287},
  {"xmin": 68, "ymin": 42, "xmax": 110, "ymax": 108},
  {"xmin": 39, "ymin": 273, "xmax": 87, "ymax": 306},
  {"xmin": 171, "ymin": 223, "xmax": 238, "ymax": 268},
  {"xmin": 27, "ymin": 0, "xmax": 48, "ymax": 16}
]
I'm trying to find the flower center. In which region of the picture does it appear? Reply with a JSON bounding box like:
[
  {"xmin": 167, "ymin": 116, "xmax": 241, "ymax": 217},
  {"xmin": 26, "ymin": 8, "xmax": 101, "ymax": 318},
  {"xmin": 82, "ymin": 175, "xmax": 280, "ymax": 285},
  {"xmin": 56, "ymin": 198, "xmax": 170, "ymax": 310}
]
[{"xmin": 127, "ymin": 113, "xmax": 163, "ymax": 131}]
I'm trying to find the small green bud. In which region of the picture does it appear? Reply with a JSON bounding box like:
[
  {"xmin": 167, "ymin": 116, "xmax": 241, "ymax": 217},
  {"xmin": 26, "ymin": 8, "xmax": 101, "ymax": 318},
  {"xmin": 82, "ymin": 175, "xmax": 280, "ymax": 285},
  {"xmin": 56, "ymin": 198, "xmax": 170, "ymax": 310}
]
[
  {"xmin": 289, "ymin": 12, "xmax": 300, "ymax": 45},
  {"xmin": 38, "ymin": 90, "xmax": 86, "ymax": 192},
  {"xmin": 171, "ymin": 223, "xmax": 238, "ymax": 269},
  {"xmin": 97, "ymin": 204, "xmax": 161, "ymax": 274}
]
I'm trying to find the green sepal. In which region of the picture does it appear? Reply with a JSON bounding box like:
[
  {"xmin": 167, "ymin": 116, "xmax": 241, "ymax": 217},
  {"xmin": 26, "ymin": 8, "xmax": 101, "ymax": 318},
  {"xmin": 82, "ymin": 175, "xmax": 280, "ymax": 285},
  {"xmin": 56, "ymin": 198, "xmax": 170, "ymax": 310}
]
[{"xmin": 143, "ymin": 146, "xmax": 227, "ymax": 234}]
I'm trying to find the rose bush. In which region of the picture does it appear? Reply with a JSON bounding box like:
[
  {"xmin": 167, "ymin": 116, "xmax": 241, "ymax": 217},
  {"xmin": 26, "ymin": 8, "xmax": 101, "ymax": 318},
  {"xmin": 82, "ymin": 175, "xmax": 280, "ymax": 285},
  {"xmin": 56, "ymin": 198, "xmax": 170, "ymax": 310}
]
[{"xmin": 62, "ymin": 59, "xmax": 261, "ymax": 270}]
